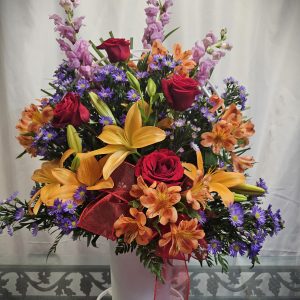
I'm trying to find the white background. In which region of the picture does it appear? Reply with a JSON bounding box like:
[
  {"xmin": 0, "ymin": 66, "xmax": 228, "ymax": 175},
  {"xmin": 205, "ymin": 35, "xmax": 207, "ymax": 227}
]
[{"xmin": 0, "ymin": 0, "xmax": 299, "ymax": 267}]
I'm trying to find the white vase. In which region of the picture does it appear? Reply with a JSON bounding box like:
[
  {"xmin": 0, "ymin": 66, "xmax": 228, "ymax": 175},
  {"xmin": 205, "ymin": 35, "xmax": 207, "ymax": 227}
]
[{"xmin": 108, "ymin": 241, "xmax": 184, "ymax": 300}]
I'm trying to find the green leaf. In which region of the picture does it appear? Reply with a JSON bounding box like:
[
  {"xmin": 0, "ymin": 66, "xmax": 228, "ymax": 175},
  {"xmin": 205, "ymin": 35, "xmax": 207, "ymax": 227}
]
[
  {"xmin": 163, "ymin": 27, "xmax": 180, "ymax": 42},
  {"xmin": 16, "ymin": 150, "xmax": 27, "ymax": 159}
]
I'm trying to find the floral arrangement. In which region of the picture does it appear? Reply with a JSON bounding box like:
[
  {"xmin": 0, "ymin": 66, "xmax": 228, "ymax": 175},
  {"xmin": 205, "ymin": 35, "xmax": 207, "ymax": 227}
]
[{"xmin": 1, "ymin": 0, "xmax": 284, "ymax": 287}]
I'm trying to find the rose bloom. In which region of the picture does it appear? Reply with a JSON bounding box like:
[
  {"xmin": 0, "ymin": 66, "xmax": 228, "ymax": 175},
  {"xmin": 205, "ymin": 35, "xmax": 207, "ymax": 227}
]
[
  {"xmin": 201, "ymin": 120, "xmax": 237, "ymax": 154},
  {"xmin": 97, "ymin": 38, "xmax": 131, "ymax": 63},
  {"xmin": 159, "ymin": 218, "xmax": 205, "ymax": 256},
  {"xmin": 161, "ymin": 74, "xmax": 200, "ymax": 111},
  {"xmin": 114, "ymin": 208, "xmax": 153, "ymax": 245},
  {"xmin": 52, "ymin": 92, "xmax": 90, "ymax": 128},
  {"xmin": 135, "ymin": 149, "xmax": 184, "ymax": 186}
]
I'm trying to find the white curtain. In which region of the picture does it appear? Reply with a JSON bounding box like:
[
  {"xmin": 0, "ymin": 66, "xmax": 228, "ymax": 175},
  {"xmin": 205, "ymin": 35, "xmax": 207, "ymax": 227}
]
[{"xmin": 0, "ymin": 0, "xmax": 299, "ymax": 267}]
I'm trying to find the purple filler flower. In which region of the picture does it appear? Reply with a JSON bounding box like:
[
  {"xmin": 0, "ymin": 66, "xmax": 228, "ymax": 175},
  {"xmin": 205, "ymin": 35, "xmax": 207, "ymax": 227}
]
[
  {"xmin": 256, "ymin": 178, "xmax": 268, "ymax": 194},
  {"xmin": 208, "ymin": 239, "xmax": 222, "ymax": 255},
  {"xmin": 228, "ymin": 203, "xmax": 244, "ymax": 227},
  {"xmin": 31, "ymin": 223, "xmax": 39, "ymax": 237},
  {"xmin": 15, "ymin": 208, "xmax": 25, "ymax": 221},
  {"xmin": 200, "ymin": 107, "xmax": 215, "ymax": 122},
  {"xmin": 73, "ymin": 186, "xmax": 86, "ymax": 202},
  {"xmin": 62, "ymin": 200, "xmax": 78, "ymax": 214},
  {"xmin": 127, "ymin": 89, "xmax": 141, "ymax": 102},
  {"xmin": 229, "ymin": 241, "xmax": 247, "ymax": 257},
  {"xmin": 252, "ymin": 205, "xmax": 266, "ymax": 225},
  {"xmin": 76, "ymin": 78, "xmax": 90, "ymax": 94},
  {"xmin": 48, "ymin": 199, "xmax": 64, "ymax": 216},
  {"xmin": 99, "ymin": 116, "xmax": 113, "ymax": 126},
  {"xmin": 198, "ymin": 210, "xmax": 207, "ymax": 225},
  {"xmin": 98, "ymin": 87, "xmax": 114, "ymax": 100}
]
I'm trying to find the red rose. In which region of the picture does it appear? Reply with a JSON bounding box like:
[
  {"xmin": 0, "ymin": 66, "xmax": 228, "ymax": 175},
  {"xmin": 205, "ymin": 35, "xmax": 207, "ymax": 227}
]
[
  {"xmin": 161, "ymin": 74, "xmax": 200, "ymax": 111},
  {"xmin": 97, "ymin": 38, "xmax": 131, "ymax": 63},
  {"xmin": 52, "ymin": 92, "xmax": 90, "ymax": 128},
  {"xmin": 135, "ymin": 149, "xmax": 184, "ymax": 186}
]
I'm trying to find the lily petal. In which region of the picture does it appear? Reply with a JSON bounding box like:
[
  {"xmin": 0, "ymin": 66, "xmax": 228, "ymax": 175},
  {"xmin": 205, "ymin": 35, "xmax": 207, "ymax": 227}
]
[
  {"xmin": 32, "ymin": 161, "xmax": 60, "ymax": 183},
  {"xmin": 196, "ymin": 151, "xmax": 204, "ymax": 177},
  {"xmin": 124, "ymin": 103, "xmax": 142, "ymax": 144},
  {"xmin": 182, "ymin": 162, "xmax": 198, "ymax": 180},
  {"xmin": 131, "ymin": 126, "xmax": 166, "ymax": 148},
  {"xmin": 77, "ymin": 156, "xmax": 102, "ymax": 186},
  {"xmin": 99, "ymin": 125, "xmax": 127, "ymax": 146},
  {"xmin": 77, "ymin": 145, "xmax": 126, "ymax": 159},
  {"xmin": 87, "ymin": 177, "xmax": 114, "ymax": 190},
  {"xmin": 51, "ymin": 168, "xmax": 81, "ymax": 186},
  {"xmin": 60, "ymin": 149, "xmax": 75, "ymax": 168},
  {"xmin": 103, "ymin": 150, "xmax": 132, "ymax": 179},
  {"xmin": 209, "ymin": 182, "xmax": 234, "ymax": 207},
  {"xmin": 211, "ymin": 171, "xmax": 245, "ymax": 187}
]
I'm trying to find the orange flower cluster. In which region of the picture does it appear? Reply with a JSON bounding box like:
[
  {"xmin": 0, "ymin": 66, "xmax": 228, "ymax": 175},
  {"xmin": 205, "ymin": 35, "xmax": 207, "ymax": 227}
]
[
  {"xmin": 16, "ymin": 101, "xmax": 53, "ymax": 156},
  {"xmin": 201, "ymin": 103, "xmax": 255, "ymax": 172}
]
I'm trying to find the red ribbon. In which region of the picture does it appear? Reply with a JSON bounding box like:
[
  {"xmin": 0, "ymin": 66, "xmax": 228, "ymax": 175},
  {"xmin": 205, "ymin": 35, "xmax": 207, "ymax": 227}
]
[{"xmin": 77, "ymin": 162, "xmax": 192, "ymax": 299}]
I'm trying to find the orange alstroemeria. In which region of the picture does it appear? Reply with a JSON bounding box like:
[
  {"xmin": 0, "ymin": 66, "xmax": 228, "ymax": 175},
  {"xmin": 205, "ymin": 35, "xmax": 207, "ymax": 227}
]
[
  {"xmin": 209, "ymin": 94, "xmax": 225, "ymax": 113},
  {"xmin": 114, "ymin": 208, "xmax": 153, "ymax": 245},
  {"xmin": 231, "ymin": 152, "xmax": 255, "ymax": 173},
  {"xmin": 129, "ymin": 176, "xmax": 156, "ymax": 199},
  {"xmin": 78, "ymin": 102, "xmax": 166, "ymax": 180},
  {"xmin": 201, "ymin": 120, "xmax": 237, "ymax": 154},
  {"xmin": 140, "ymin": 181, "xmax": 181, "ymax": 225},
  {"xmin": 159, "ymin": 218, "xmax": 205, "ymax": 256},
  {"xmin": 30, "ymin": 156, "xmax": 113, "ymax": 214},
  {"xmin": 173, "ymin": 43, "xmax": 196, "ymax": 76},
  {"xmin": 182, "ymin": 151, "xmax": 245, "ymax": 208}
]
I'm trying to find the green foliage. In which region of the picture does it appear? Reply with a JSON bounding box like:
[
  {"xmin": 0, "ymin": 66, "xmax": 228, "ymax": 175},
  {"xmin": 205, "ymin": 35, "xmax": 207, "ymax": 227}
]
[{"xmin": 115, "ymin": 238, "xmax": 137, "ymax": 255}]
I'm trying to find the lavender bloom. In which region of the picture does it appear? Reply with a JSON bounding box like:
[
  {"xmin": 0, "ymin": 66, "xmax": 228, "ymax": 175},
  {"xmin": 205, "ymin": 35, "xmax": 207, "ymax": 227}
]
[
  {"xmin": 7, "ymin": 225, "xmax": 14, "ymax": 237},
  {"xmin": 57, "ymin": 38, "xmax": 71, "ymax": 52},
  {"xmin": 76, "ymin": 78, "xmax": 90, "ymax": 95},
  {"xmin": 99, "ymin": 116, "xmax": 113, "ymax": 126},
  {"xmin": 192, "ymin": 41, "xmax": 205, "ymax": 63},
  {"xmin": 31, "ymin": 223, "xmax": 39, "ymax": 237},
  {"xmin": 15, "ymin": 208, "xmax": 25, "ymax": 221},
  {"xmin": 196, "ymin": 59, "xmax": 216, "ymax": 86},
  {"xmin": 163, "ymin": 0, "xmax": 174, "ymax": 10},
  {"xmin": 3, "ymin": 192, "xmax": 19, "ymax": 204},
  {"xmin": 212, "ymin": 50, "xmax": 225, "ymax": 61},
  {"xmin": 127, "ymin": 89, "xmax": 141, "ymax": 102},
  {"xmin": 73, "ymin": 16, "xmax": 85, "ymax": 32},
  {"xmin": 145, "ymin": 6, "xmax": 159, "ymax": 17},
  {"xmin": 208, "ymin": 239, "xmax": 222, "ymax": 255},
  {"xmin": 198, "ymin": 210, "xmax": 207, "ymax": 225},
  {"xmin": 256, "ymin": 178, "xmax": 268, "ymax": 194},
  {"xmin": 229, "ymin": 241, "xmax": 247, "ymax": 257},
  {"xmin": 62, "ymin": 200, "xmax": 78, "ymax": 214},
  {"xmin": 160, "ymin": 12, "xmax": 170, "ymax": 26},
  {"xmin": 252, "ymin": 205, "xmax": 266, "ymax": 225},
  {"xmin": 97, "ymin": 87, "xmax": 114, "ymax": 100},
  {"xmin": 202, "ymin": 32, "xmax": 217, "ymax": 50},
  {"xmin": 73, "ymin": 186, "xmax": 86, "ymax": 202},
  {"xmin": 229, "ymin": 203, "xmax": 244, "ymax": 227}
]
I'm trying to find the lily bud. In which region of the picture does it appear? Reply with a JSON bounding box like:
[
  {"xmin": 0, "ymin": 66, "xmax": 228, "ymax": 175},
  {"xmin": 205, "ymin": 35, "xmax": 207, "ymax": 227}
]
[
  {"xmin": 146, "ymin": 78, "xmax": 157, "ymax": 98},
  {"xmin": 233, "ymin": 193, "xmax": 248, "ymax": 202},
  {"xmin": 231, "ymin": 183, "xmax": 266, "ymax": 196},
  {"xmin": 70, "ymin": 156, "xmax": 80, "ymax": 172},
  {"xmin": 67, "ymin": 125, "xmax": 82, "ymax": 153},
  {"xmin": 89, "ymin": 92, "xmax": 116, "ymax": 124},
  {"xmin": 126, "ymin": 71, "xmax": 141, "ymax": 94}
]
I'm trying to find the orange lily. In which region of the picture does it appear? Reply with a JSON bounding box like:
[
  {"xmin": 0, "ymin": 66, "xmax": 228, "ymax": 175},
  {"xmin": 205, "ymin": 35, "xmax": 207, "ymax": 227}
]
[
  {"xmin": 78, "ymin": 102, "xmax": 166, "ymax": 180},
  {"xmin": 159, "ymin": 218, "xmax": 205, "ymax": 256},
  {"xmin": 114, "ymin": 208, "xmax": 153, "ymax": 245},
  {"xmin": 182, "ymin": 151, "xmax": 245, "ymax": 208},
  {"xmin": 140, "ymin": 181, "xmax": 181, "ymax": 225},
  {"xmin": 30, "ymin": 156, "xmax": 113, "ymax": 214}
]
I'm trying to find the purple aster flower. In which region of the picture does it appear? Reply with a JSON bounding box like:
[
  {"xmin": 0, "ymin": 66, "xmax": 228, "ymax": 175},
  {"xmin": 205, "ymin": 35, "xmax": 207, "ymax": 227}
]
[
  {"xmin": 119, "ymin": 114, "xmax": 127, "ymax": 126},
  {"xmin": 99, "ymin": 116, "xmax": 113, "ymax": 126},
  {"xmin": 174, "ymin": 118, "xmax": 186, "ymax": 128},
  {"xmin": 48, "ymin": 199, "xmax": 64, "ymax": 216},
  {"xmin": 58, "ymin": 215, "xmax": 78, "ymax": 234},
  {"xmin": 208, "ymin": 239, "xmax": 222, "ymax": 255},
  {"xmin": 256, "ymin": 178, "xmax": 268, "ymax": 194},
  {"xmin": 248, "ymin": 232, "xmax": 265, "ymax": 259},
  {"xmin": 149, "ymin": 63, "xmax": 161, "ymax": 71},
  {"xmin": 224, "ymin": 77, "xmax": 238, "ymax": 85},
  {"xmin": 136, "ymin": 71, "xmax": 149, "ymax": 79},
  {"xmin": 112, "ymin": 72, "xmax": 127, "ymax": 83},
  {"xmin": 198, "ymin": 210, "xmax": 207, "ymax": 225},
  {"xmin": 229, "ymin": 241, "xmax": 247, "ymax": 257},
  {"xmin": 41, "ymin": 128, "xmax": 58, "ymax": 142},
  {"xmin": 76, "ymin": 78, "xmax": 90, "ymax": 94},
  {"xmin": 127, "ymin": 89, "xmax": 141, "ymax": 102},
  {"xmin": 31, "ymin": 223, "xmax": 39, "ymax": 237},
  {"xmin": 251, "ymin": 205, "xmax": 266, "ymax": 225},
  {"xmin": 97, "ymin": 87, "xmax": 114, "ymax": 100},
  {"xmin": 267, "ymin": 205, "xmax": 283, "ymax": 235},
  {"xmin": 73, "ymin": 186, "xmax": 86, "ymax": 202},
  {"xmin": 200, "ymin": 107, "xmax": 215, "ymax": 122},
  {"xmin": 190, "ymin": 142, "xmax": 200, "ymax": 152},
  {"xmin": 15, "ymin": 207, "xmax": 25, "ymax": 221},
  {"xmin": 228, "ymin": 203, "xmax": 244, "ymax": 227},
  {"xmin": 62, "ymin": 200, "xmax": 78, "ymax": 214},
  {"xmin": 7, "ymin": 225, "xmax": 14, "ymax": 237}
]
